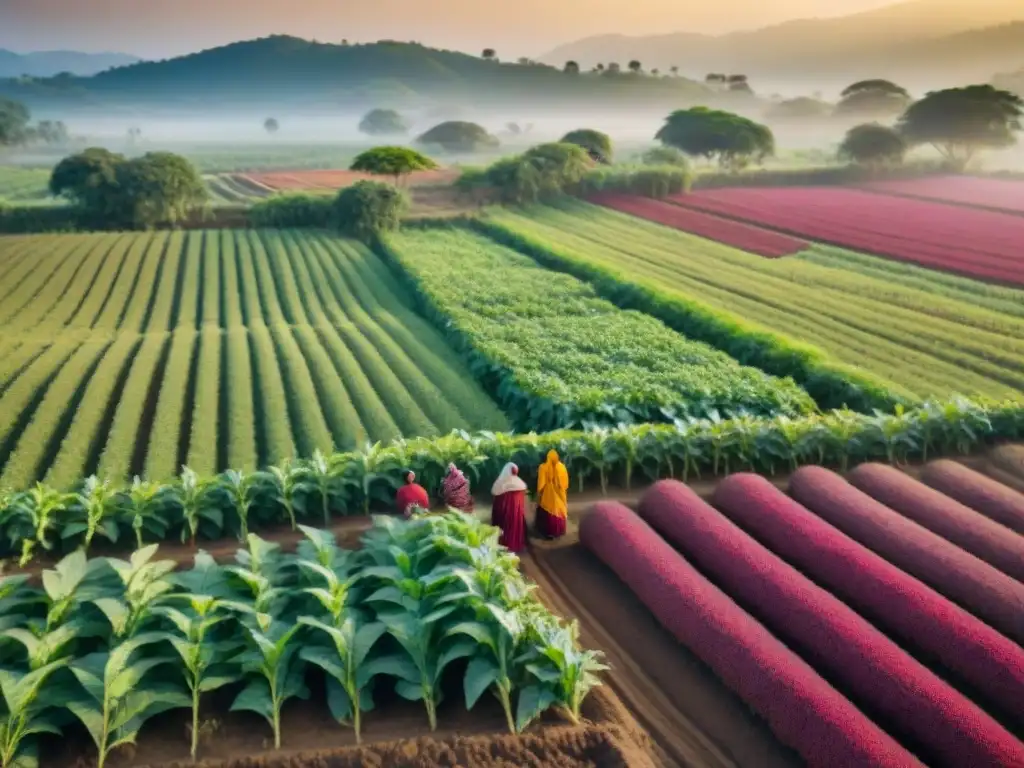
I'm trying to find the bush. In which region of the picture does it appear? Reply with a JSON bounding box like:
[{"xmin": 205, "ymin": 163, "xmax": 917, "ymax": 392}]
[
  {"xmin": 416, "ymin": 121, "xmax": 499, "ymax": 153},
  {"xmin": 639, "ymin": 479, "xmax": 1023, "ymax": 767},
  {"xmin": 577, "ymin": 166, "xmax": 690, "ymax": 199},
  {"xmin": 335, "ymin": 180, "xmax": 408, "ymax": 241},
  {"xmin": 560, "ymin": 129, "xmax": 613, "ymax": 163},
  {"xmin": 358, "ymin": 108, "xmax": 409, "ymax": 136},
  {"xmin": 838, "ymin": 123, "xmax": 907, "ymax": 167},
  {"xmin": 920, "ymin": 459, "xmax": 1024, "ymax": 534},
  {"xmin": 0, "ymin": 204, "xmax": 84, "ymax": 233},
  {"xmin": 578, "ymin": 501, "xmax": 921, "ymax": 768},
  {"xmin": 847, "ymin": 463, "xmax": 1024, "ymax": 581},
  {"xmin": 712, "ymin": 473, "xmax": 1024, "ymax": 722},
  {"xmin": 789, "ymin": 466, "xmax": 1024, "ymax": 645},
  {"xmin": 639, "ymin": 146, "xmax": 689, "ymax": 168},
  {"xmin": 248, "ymin": 193, "xmax": 334, "ymax": 228}
]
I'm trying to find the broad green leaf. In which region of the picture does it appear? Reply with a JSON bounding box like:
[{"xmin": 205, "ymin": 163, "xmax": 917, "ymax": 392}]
[
  {"xmin": 515, "ymin": 684, "xmax": 557, "ymax": 733},
  {"xmin": 394, "ymin": 679, "xmax": 424, "ymax": 702},
  {"xmin": 229, "ymin": 680, "xmax": 274, "ymax": 724},
  {"xmin": 464, "ymin": 656, "xmax": 500, "ymax": 710},
  {"xmin": 324, "ymin": 675, "xmax": 353, "ymax": 723}
]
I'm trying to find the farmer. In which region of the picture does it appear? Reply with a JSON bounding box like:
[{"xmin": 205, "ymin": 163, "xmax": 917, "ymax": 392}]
[
  {"xmin": 441, "ymin": 463, "xmax": 474, "ymax": 514},
  {"xmin": 536, "ymin": 450, "xmax": 569, "ymax": 539},
  {"xmin": 395, "ymin": 471, "xmax": 430, "ymax": 518},
  {"xmin": 490, "ymin": 462, "xmax": 528, "ymax": 552}
]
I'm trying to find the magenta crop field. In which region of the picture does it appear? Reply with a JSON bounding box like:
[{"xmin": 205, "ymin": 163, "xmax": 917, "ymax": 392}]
[
  {"xmin": 920, "ymin": 459, "xmax": 1024, "ymax": 534},
  {"xmin": 591, "ymin": 192, "xmax": 808, "ymax": 257},
  {"xmin": 671, "ymin": 186, "xmax": 1024, "ymax": 285},
  {"xmin": 861, "ymin": 176, "xmax": 1024, "ymax": 214},
  {"xmin": 579, "ymin": 500, "xmax": 924, "ymax": 768}
]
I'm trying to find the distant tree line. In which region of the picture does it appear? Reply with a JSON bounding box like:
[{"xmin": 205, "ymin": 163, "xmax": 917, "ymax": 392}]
[{"xmin": 0, "ymin": 97, "xmax": 71, "ymax": 148}]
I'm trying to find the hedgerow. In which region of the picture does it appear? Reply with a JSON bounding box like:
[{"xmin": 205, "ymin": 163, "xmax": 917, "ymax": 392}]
[
  {"xmin": 578, "ymin": 501, "xmax": 921, "ymax": 768},
  {"xmin": 0, "ymin": 513, "xmax": 606, "ymax": 765},
  {"xmin": 712, "ymin": 472, "xmax": 1024, "ymax": 723},
  {"xmin": 789, "ymin": 465, "xmax": 1024, "ymax": 645},
  {"xmin": 920, "ymin": 459, "xmax": 1024, "ymax": 533},
  {"xmin": 848, "ymin": 463, "xmax": 1024, "ymax": 582},
  {"xmin": 379, "ymin": 226, "xmax": 814, "ymax": 432}
]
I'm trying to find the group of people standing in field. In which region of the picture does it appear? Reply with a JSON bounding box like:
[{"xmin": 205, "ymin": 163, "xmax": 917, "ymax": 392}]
[{"xmin": 394, "ymin": 450, "xmax": 570, "ymax": 552}]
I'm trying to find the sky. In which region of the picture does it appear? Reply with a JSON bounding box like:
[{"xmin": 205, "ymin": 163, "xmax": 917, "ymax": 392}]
[{"xmin": 0, "ymin": 0, "xmax": 929, "ymax": 59}]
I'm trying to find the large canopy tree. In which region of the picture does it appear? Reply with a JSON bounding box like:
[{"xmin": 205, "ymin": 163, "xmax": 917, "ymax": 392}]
[
  {"xmin": 349, "ymin": 146, "xmax": 438, "ymax": 184},
  {"xmin": 897, "ymin": 84, "xmax": 1023, "ymax": 166},
  {"xmin": 560, "ymin": 129, "xmax": 613, "ymax": 164},
  {"xmin": 656, "ymin": 107, "xmax": 774, "ymax": 170},
  {"xmin": 838, "ymin": 123, "xmax": 907, "ymax": 168},
  {"xmin": 835, "ymin": 80, "xmax": 911, "ymax": 117},
  {"xmin": 416, "ymin": 121, "xmax": 498, "ymax": 153},
  {"xmin": 358, "ymin": 108, "xmax": 409, "ymax": 137}
]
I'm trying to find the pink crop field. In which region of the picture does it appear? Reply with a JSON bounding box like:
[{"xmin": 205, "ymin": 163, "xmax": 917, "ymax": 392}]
[
  {"xmin": 591, "ymin": 192, "xmax": 808, "ymax": 257},
  {"xmin": 920, "ymin": 459, "xmax": 1024, "ymax": 534},
  {"xmin": 671, "ymin": 186, "xmax": 1024, "ymax": 285},
  {"xmin": 637, "ymin": 480, "xmax": 1023, "ymax": 767},
  {"xmin": 579, "ymin": 501, "xmax": 924, "ymax": 768},
  {"xmin": 711, "ymin": 473, "xmax": 1024, "ymax": 723},
  {"xmin": 788, "ymin": 466, "xmax": 1024, "ymax": 645},
  {"xmin": 848, "ymin": 463, "xmax": 1024, "ymax": 582},
  {"xmin": 861, "ymin": 176, "xmax": 1024, "ymax": 214}
]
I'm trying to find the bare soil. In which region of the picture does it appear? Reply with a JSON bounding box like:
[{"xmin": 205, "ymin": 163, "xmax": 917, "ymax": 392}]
[{"xmin": 241, "ymin": 169, "xmax": 459, "ymax": 192}]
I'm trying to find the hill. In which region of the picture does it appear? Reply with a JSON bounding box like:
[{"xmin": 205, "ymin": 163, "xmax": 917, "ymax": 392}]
[
  {"xmin": 0, "ymin": 48, "xmax": 140, "ymax": 78},
  {"xmin": 0, "ymin": 36, "xmax": 710, "ymax": 113},
  {"xmin": 541, "ymin": 0, "xmax": 1024, "ymax": 91}
]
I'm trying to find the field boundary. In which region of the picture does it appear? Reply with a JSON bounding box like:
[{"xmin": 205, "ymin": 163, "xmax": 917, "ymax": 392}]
[{"xmin": 468, "ymin": 214, "xmax": 912, "ymax": 413}]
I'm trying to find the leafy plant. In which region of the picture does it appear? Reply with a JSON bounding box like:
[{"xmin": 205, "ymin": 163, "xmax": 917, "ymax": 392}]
[
  {"xmin": 126, "ymin": 477, "xmax": 170, "ymax": 550},
  {"xmin": 65, "ymin": 476, "xmax": 121, "ymax": 554},
  {"xmin": 91, "ymin": 544, "xmax": 176, "ymax": 639},
  {"xmin": 14, "ymin": 485, "xmax": 75, "ymax": 566},
  {"xmin": 221, "ymin": 469, "xmax": 261, "ymax": 542},
  {"xmin": 176, "ymin": 467, "xmax": 222, "ymax": 547},
  {"xmin": 523, "ymin": 618, "xmax": 608, "ymax": 725},
  {"xmin": 267, "ymin": 461, "xmax": 307, "ymax": 531},
  {"xmin": 0, "ymin": 658, "xmax": 71, "ymax": 768}
]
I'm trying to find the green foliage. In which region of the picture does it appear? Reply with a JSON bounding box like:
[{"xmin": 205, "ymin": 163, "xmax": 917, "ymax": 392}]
[
  {"xmin": 577, "ymin": 165, "xmax": 691, "ymax": 198},
  {"xmin": 248, "ymin": 193, "xmax": 334, "ymax": 227},
  {"xmin": 559, "ymin": 129, "xmax": 613, "ymax": 164},
  {"xmin": 381, "ymin": 225, "xmax": 816, "ymax": 432},
  {"xmin": 836, "ymin": 80, "xmax": 911, "ymax": 117},
  {"xmin": 349, "ymin": 146, "xmax": 438, "ymax": 182},
  {"xmin": 0, "ymin": 514, "xmax": 608, "ymax": 762},
  {"xmin": 0, "ymin": 99, "xmax": 30, "ymax": 146},
  {"xmin": 656, "ymin": 107, "xmax": 775, "ymax": 171},
  {"xmin": 479, "ymin": 143, "xmax": 592, "ymax": 205},
  {"xmin": 334, "ymin": 180, "xmax": 408, "ymax": 241},
  {"xmin": 838, "ymin": 123, "xmax": 907, "ymax": 167},
  {"xmin": 639, "ymin": 146, "xmax": 690, "ymax": 168},
  {"xmin": 417, "ymin": 121, "xmax": 499, "ymax": 154},
  {"xmin": 48, "ymin": 148, "xmax": 209, "ymax": 230},
  {"xmin": 358, "ymin": 109, "xmax": 410, "ymax": 137},
  {"xmin": 897, "ymin": 84, "xmax": 1024, "ymax": 166}
]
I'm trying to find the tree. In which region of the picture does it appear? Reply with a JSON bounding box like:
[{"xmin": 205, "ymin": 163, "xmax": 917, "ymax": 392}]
[
  {"xmin": 606, "ymin": 63, "xmax": 621, "ymax": 74},
  {"xmin": 640, "ymin": 145, "xmax": 689, "ymax": 168},
  {"xmin": 126, "ymin": 127, "xmax": 142, "ymax": 145},
  {"xmin": 350, "ymin": 146, "xmax": 438, "ymax": 184},
  {"xmin": 49, "ymin": 147, "xmax": 125, "ymax": 214},
  {"xmin": 670, "ymin": 66, "xmax": 679, "ymax": 77},
  {"xmin": 838, "ymin": 123, "xmax": 907, "ymax": 168},
  {"xmin": 264, "ymin": 117, "xmax": 279, "ymax": 134},
  {"xmin": 34, "ymin": 120, "xmax": 69, "ymax": 145},
  {"xmin": 835, "ymin": 80, "xmax": 911, "ymax": 117},
  {"xmin": 766, "ymin": 97, "xmax": 832, "ymax": 121},
  {"xmin": 483, "ymin": 142, "xmax": 591, "ymax": 204},
  {"xmin": 628, "ymin": 60, "xmax": 642, "ymax": 74},
  {"xmin": 564, "ymin": 61, "xmax": 580, "ymax": 75},
  {"xmin": 651, "ymin": 68, "xmax": 660, "ymax": 77},
  {"xmin": 560, "ymin": 129, "xmax": 613, "ymax": 164},
  {"xmin": 728, "ymin": 75, "xmax": 752, "ymax": 94},
  {"xmin": 482, "ymin": 49, "xmax": 496, "ymax": 61},
  {"xmin": 655, "ymin": 106, "xmax": 775, "ymax": 170},
  {"xmin": 0, "ymin": 97, "xmax": 31, "ymax": 146},
  {"xmin": 705, "ymin": 74, "xmax": 727, "ymax": 90},
  {"xmin": 416, "ymin": 121, "xmax": 498, "ymax": 153},
  {"xmin": 334, "ymin": 180, "xmax": 407, "ymax": 240},
  {"xmin": 897, "ymin": 84, "xmax": 1023, "ymax": 166},
  {"xmin": 358, "ymin": 108, "xmax": 409, "ymax": 136}
]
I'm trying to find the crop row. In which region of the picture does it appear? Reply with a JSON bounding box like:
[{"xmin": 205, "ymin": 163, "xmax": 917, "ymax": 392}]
[
  {"xmin": 672, "ymin": 186, "xmax": 1024, "ymax": 286},
  {"xmin": 582, "ymin": 474, "xmax": 1024, "ymax": 765},
  {"xmin": 0, "ymin": 167, "xmax": 50, "ymax": 202},
  {"xmin": 860, "ymin": 176, "xmax": 1024, "ymax": 215},
  {"xmin": 0, "ymin": 511, "xmax": 607, "ymax": 766},
  {"xmin": 1, "ymin": 394, "xmax": 1021, "ymax": 561},
  {"xmin": 379, "ymin": 226, "xmax": 815, "ymax": 432},
  {"xmin": 0, "ymin": 230, "xmax": 508, "ymax": 485},
  {"xmin": 484, "ymin": 201, "xmax": 1024, "ymax": 403}
]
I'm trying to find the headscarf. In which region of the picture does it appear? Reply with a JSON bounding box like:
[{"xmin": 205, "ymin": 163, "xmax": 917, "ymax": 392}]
[
  {"xmin": 442, "ymin": 463, "xmax": 473, "ymax": 513},
  {"xmin": 405, "ymin": 471, "xmax": 416, "ymax": 484},
  {"xmin": 537, "ymin": 450, "xmax": 569, "ymax": 519},
  {"xmin": 491, "ymin": 462, "xmax": 527, "ymax": 496}
]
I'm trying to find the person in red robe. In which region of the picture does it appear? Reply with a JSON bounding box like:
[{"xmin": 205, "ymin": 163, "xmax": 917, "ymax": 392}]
[
  {"xmin": 490, "ymin": 462, "xmax": 527, "ymax": 552},
  {"xmin": 395, "ymin": 471, "xmax": 430, "ymax": 517},
  {"xmin": 441, "ymin": 463, "xmax": 474, "ymax": 514}
]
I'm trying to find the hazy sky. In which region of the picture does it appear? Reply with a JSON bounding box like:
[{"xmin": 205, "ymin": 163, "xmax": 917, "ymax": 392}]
[{"xmin": 1, "ymin": 0, "xmax": 921, "ymax": 58}]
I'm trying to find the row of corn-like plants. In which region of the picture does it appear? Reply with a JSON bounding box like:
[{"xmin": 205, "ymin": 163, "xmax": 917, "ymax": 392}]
[
  {"xmin": 0, "ymin": 395, "xmax": 1020, "ymax": 564},
  {"xmin": 0, "ymin": 511, "xmax": 607, "ymax": 767}
]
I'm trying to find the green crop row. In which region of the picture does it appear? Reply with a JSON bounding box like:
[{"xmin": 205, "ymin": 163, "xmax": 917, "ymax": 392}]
[
  {"xmin": 484, "ymin": 201, "xmax": 1024, "ymax": 406},
  {"xmin": 0, "ymin": 512, "xmax": 605, "ymax": 765},
  {"xmin": 380, "ymin": 225, "xmax": 815, "ymax": 432},
  {"xmin": 0, "ymin": 395, "xmax": 1019, "ymax": 563}
]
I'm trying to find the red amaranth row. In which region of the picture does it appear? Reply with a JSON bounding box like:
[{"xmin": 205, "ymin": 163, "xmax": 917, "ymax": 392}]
[
  {"xmin": 860, "ymin": 176, "xmax": 1024, "ymax": 214},
  {"xmin": 848, "ymin": 463, "xmax": 1024, "ymax": 582},
  {"xmin": 919, "ymin": 459, "xmax": 1024, "ymax": 535},
  {"xmin": 578, "ymin": 501, "xmax": 923, "ymax": 768},
  {"xmin": 711, "ymin": 471, "xmax": 1024, "ymax": 723},
  {"xmin": 590, "ymin": 192, "xmax": 808, "ymax": 257},
  {"xmin": 789, "ymin": 468, "xmax": 1024, "ymax": 645},
  {"xmin": 670, "ymin": 186, "xmax": 1024, "ymax": 285},
  {"xmin": 637, "ymin": 480, "xmax": 1023, "ymax": 767}
]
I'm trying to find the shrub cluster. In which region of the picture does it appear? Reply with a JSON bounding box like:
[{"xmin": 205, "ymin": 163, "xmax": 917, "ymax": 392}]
[{"xmin": 246, "ymin": 182, "xmax": 408, "ymax": 240}]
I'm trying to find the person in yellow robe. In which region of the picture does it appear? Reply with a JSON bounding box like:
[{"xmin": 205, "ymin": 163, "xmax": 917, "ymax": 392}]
[{"xmin": 535, "ymin": 449, "xmax": 569, "ymax": 539}]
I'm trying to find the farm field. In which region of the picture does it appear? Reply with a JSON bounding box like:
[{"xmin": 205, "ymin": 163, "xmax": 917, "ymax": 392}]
[
  {"xmin": 0, "ymin": 166, "xmax": 50, "ymax": 202},
  {"xmin": 860, "ymin": 175, "xmax": 1024, "ymax": 214},
  {"xmin": 487, "ymin": 200, "xmax": 1024, "ymax": 401},
  {"xmin": 573, "ymin": 460, "xmax": 1024, "ymax": 766},
  {"xmin": 242, "ymin": 167, "xmax": 458, "ymax": 192},
  {"xmin": 381, "ymin": 226, "xmax": 815, "ymax": 432},
  {"xmin": 670, "ymin": 186, "xmax": 1024, "ymax": 285},
  {"xmin": 0, "ymin": 229, "xmax": 508, "ymax": 487}
]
